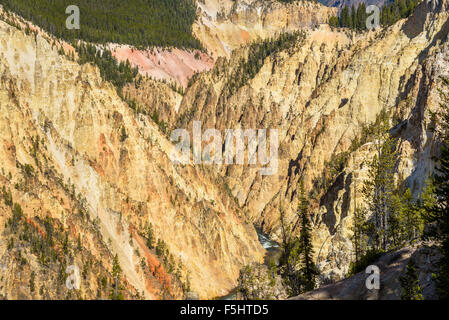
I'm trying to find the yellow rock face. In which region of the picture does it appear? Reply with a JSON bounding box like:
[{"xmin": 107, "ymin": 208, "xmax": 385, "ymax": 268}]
[
  {"xmin": 1, "ymin": 0, "xmax": 449, "ymax": 299},
  {"xmin": 177, "ymin": 1, "xmax": 449, "ymax": 282},
  {"xmin": 0, "ymin": 19, "xmax": 264, "ymax": 299},
  {"xmin": 194, "ymin": 0, "xmax": 338, "ymax": 58}
]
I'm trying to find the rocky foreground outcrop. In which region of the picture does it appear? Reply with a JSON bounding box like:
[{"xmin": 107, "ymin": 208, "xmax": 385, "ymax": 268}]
[
  {"xmin": 235, "ymin": 263, "xmax": 288, "ymax": 300},
  {"xmin": 291, "ymin": 243, "xmax": 441, "ymax": 300}
]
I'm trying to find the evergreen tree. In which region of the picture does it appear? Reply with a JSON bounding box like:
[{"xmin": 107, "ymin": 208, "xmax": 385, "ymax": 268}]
[
  {"xmin": 351, "ymin": 208, "xmax": 368, "ymax": 264},
  {"xmin": 120, "ymin": 126, "xmax": 128, "ymax": 142},
  {"xmin": 146, "ymin": 223, "xmax": 155, "ymax": 249},
  {"xmin": 422, "ymin": 77, "xmax": 449, "ymax": 299},
  {"xmin": 332, "ymin": 0, "xmax": 418, "ymax": 30},
  {"xmin": 341, "ymin": 6, "xmax": 351, "ymax": 28},
  {"xmin": 381, "ymin": 0, "xmax": 419, "ymax": 26},
  {"xmin": 399, "ymin": 259, "xmax": 423, "ymax": 300},
  {"xmin": 155, "ymin": 239, "xmax": 168, "ymax": 257},
  {"xmin": 356, "ymin": 3, "xmax": 367, "ymax": 30},
  {"xmin": 279, "ymin": 184, "xmax": 319, "ymax": 295},
  {"xmin": 297, "ymin": 186, "xmax": 319, "ymax": 292},
  {"xmin": 77, "ymin": 234, "xmax": 82, "ymax": 252},
  {"xmin": 328, "ymin": 16, "xmax": 340, "ymax": 28},
  {"xmin": 111, "ymin": 254, "xmax": 124, "ymax": 300},
  {"xmin": 75, "ymin": 43, "xmax": 139, "ymax": 91},
  {"xmin": 351, "ymin": 5, "xmax": 357, "ymax": 30},
  {"xmin": 398, "ymin": 0, "xmax": 409, "ymax": 17},
  {"xmin": 362, "ymin": 113, "xmax": 399, "ymax": 251},
  {"xmin": 279, "ymin": 202, "xmax": 301, "ymax": 295},
  {"xmin": 29, "ymin": 271, "xmax": 36, "ymax": 294},
  {"xmin": 221, "ymin": 31, "xmax": 303, "ymax": 99},
  {"xmin": 392, "ymin": 188, "xmax": 424, "ymax": 245}
]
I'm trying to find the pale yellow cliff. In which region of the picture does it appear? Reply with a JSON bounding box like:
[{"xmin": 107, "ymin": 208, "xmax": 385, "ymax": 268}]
[
  {"xmin": 1, "ymin": 0, "xmax": 448, "ymax": 300},
  {"xmin": 176, "ymin": 0, "xmax": 449, "ymax": 282},
  {"xmin": 194, "ymin": 0, "xmax": 338, "ymax": 58},
  {"xmin": 0, "ymin": 19, "xmax": 264, "ymax": 299}
]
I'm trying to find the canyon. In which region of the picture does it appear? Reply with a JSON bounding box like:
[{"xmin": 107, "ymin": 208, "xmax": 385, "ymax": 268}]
[
  {"xmin": 175, "ymin": 0, "xmax": 448, "ymax": 285},
  {"xmin": 0, "ymin": 13, "xmax": 264, "ymax": 299},
  {"xmin": 0, "ymin": 0, "xmax": 447, "ymax": 300},
  {"xmin": 111, "ymin": 0, "xmax": 337, "ymax": 88}
]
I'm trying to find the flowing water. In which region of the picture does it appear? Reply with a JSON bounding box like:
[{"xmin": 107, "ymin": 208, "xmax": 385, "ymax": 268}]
[{"xmin": 219, "ymin": 229, "xmax": 281, "ymax": 300}]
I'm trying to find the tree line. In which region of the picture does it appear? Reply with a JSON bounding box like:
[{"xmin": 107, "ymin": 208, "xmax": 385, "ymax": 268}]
[
  {"xmin": 1, "ymin": 0, "xmax": 203, "ymax": 50},
  {"xmin": 328, "ymin": 0, "xmax": 419, "ymax": 30},
  {"xmin": 350, "ymin": 112, "xmax": 424, "ymax": 266},
  {"xmin": 421, "ymin": 77, "xmax": 449, "ymax": 300}
]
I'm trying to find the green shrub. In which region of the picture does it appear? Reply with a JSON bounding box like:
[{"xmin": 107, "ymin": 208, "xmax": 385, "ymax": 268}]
[{"xmin": 347, "ymin": 249, "xmax": 384, "ymax": 277}]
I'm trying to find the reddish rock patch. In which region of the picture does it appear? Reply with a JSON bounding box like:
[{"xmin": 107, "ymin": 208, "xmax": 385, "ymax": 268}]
[{"xmin": 110, "ymin": 45, "xmax": 215, "ymax": 88}]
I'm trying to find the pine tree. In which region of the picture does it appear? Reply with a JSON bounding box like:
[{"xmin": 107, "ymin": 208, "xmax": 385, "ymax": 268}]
[
  {"xmin": 351, "ymin": 5, "xmax": 357, "ymax": 30},
  {"xmin": 341, "ymin": 6, "xmax": 351, "ymax": 28},
  {"xmin": 356, "ymin": 3, "xmax": 367, "ymax": 30},
  {"xmin": 120, "ymin": 126, "xmax": 128, "ymax": 142},
  {"xmin": 146, "ymin": 223, "xmax": 155, "ymax": 249},
  {"xmin": 422, "ymin": 77, "xmax": 449, "ymax": 299},
  {"xmin": 280, "ymin": 184, "xmax": 320, "ymax": 295},
  {"xmin": 398, "ymin": 0, "xmax": 408, "ymax": 17},
  {"xmin": 1, "ymin": 0, "xmax": 203, "ymax": 50},
  {"xmin": 400, "ymin": 259, "xmax": 423, "ymax": 300},
  {"xmin": 328, "ymin": 16, "xmax": 340, "ymax": 28},
  {"xmin": 279, "ymin": 201, "xmax": 301, "ymax": 295},
  {"xmin": 351, "ymin": 208, "xmax": 368, "ymax": 264},
  {"xmin": 362, "ymin": 113, "xmax": 399, "ymax": 251},
  {"xmin": 381, "ymin": 0, "xmax": 419, "ymax": 26},
  {"xmin": 77, "ymin": 234, "xmax": 82, "ymax": 251},
  {"xmin": 297, "ymin": 186, "xmax": 319, "ymax": 292},
  {"xmin": 155, "ymin": 238, "xmax": 169, "ymax": 258},
  {"xmin": 111, "ymin": 254, "xmax": 124, "ymax": 300},
  {"xmin": 394, "ymin": 188, "xmax": 424, "ymax": 245},
  {"xmin": 29, "ymin": 271, "xmax": 36, "ymax": 293}
]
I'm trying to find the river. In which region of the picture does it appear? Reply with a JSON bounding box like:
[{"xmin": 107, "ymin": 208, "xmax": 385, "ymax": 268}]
[{"xmin": 219, "ymin": 229, "xmax": 281, "ymax": 300}]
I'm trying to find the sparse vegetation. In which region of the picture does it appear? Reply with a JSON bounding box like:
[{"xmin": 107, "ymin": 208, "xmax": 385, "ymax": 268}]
[
  {"xmin": 110, "ymin": 254, "xmax": 124, "ymax": 300},
  {"xmin": 120, "ymin": 126, "xmax": 128, "ymax": 143},
  {"xmin": 347, "ymin": 249, "xmax": 383, "ymax": 277},
  {"xmin": 312, "ymin": 109, "xmax": 391, "ymax": 197},
  {"xmin": 220, "ymin": 31, "xmax": 305, "ymax": 100}
]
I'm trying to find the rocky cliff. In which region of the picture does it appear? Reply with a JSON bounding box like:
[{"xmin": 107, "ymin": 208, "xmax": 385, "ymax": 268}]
[
  {"xmin": 107, "ymin": 0, "xmax": 337, "ymax": 88},
  {"xmin": 291, "ymin": 242, "xmax": 441, "ymax": 299},
  {"xmin": 194, "ymin": 0, "xmax": 338, "ymax": 58},
  {"xmin": 111, "ymin": 45, "xmax": 215, "ymax": 89},
  {"xmin": 176, "ymin": 0, "xmax": 449, "ymax": 283},
  {"xmin": 1, "ymin": 0, "xmax": 448, "ymax": 300},
  {"xmin": 0, "ymin": 18, "xmax": 265, "ymax": 299}
]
